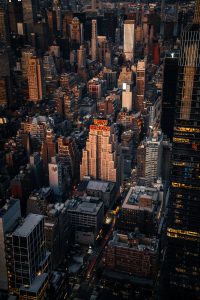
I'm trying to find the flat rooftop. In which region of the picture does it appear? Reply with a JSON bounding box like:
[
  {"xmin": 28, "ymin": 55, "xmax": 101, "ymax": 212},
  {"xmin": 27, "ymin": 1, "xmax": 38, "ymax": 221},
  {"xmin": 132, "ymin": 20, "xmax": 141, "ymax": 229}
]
[
  {"xmin": 14, "ymin": 214, "xmax": 43, "ymax": 237},
  {"xmin": 20, "ymin": 273, "xmax": 48, "ymax": 293},
  {"xmin": 67, "ymin": 198, "xmax": 103, "ymax": 215},
  {"xmin": 122, "ymin": 186, "xmax": 158, "ymax": 212},
  {"xmin": 109, "ymin": 231, "xmax": 158, "ymax": 253},
  {"xmin": 87, "ymin": 180, "xmax": 114, "ymax": 193}
]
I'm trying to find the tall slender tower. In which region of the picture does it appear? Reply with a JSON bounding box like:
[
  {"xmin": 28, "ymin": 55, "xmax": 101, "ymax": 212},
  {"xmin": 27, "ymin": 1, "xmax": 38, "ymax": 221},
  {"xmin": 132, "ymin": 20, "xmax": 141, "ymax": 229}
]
[
  {"xmin": 27, "ymin": 57, "xmax": 45, "ymax": 102},
  {"xmin": 91, "ymin": 19, "xmax": 97, "ymax": 61},
  {"xmin": 123, "ymin": 20, "xmax": 135, "ymax": 62},
  {"xmin": 164, "ymin": 1, "xmax": 200, "ymax": 298}
]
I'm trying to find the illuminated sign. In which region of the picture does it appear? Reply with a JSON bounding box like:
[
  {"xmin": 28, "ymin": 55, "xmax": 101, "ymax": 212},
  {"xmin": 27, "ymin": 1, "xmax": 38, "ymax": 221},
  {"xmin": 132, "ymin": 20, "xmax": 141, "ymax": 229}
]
[
  {"xmin": 93, "ymin": 119, "xmax": 108, "ymax": 126},
  {"xmin": 90, "ymin": 125, "xmax": 110, "ymax": 131}
]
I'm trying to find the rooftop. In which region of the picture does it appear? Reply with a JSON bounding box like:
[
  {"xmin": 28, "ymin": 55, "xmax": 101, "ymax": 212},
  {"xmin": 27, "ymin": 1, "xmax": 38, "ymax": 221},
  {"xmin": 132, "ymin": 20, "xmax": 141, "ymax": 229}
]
[
  {"xmin": 122, "ymin": 186, "xmax": 158, "ymax": 212},
  {"xmin": 67, "ymin": 198, "xmax": 103, "ymax": 215},
  {"xmin": 87, "ymin": 180, "xmax": 114, "ymax": 193},
  {"xmin": 14, "ymin": 214, "xmax": 43, "ymax": 237},
  {"xmin": 20, "ymin": 273, "xmax": 48, "ymax": 293},
  {"xmin": 108, "ymin": 231, "xmax": 158, "ymax": 253}
]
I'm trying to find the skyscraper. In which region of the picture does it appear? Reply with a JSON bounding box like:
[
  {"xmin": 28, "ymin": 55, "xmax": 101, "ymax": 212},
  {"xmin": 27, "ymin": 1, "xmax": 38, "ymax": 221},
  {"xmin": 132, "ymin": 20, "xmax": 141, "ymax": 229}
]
[
  {"xmin": 0, "ymin": 199, "xmax": 21, "ymax": 290},
  {"xmin": 22, "ymin": 0, "xmax": 39, "ymax": 24},
  {"xmin": 161, "ymin": 56, "xmax": 178, "ymax": 139},
  {"xmin": 80, "ymin": 119, "xmax": 120, "ymax": 183},
  {"xmin": 6, "ymin": 213, "xmax": 50, "ymax": 297},
  {"xmin": 136, "ymin": 59, "xmax": 146, "ymax": 113},
  {"xmin": 164, "ymin": 1, "xmax": 200, "ymax": 298},
  {"xmin": 27, "ymin": 57, "xmax": 45, "ymax": 102},
  {"xmin": 91, "ymin": 19, "xmax": 97, "ymax": 61},
  {"xmin": 124, "ymin": 20, "xmax": 135, "ymax": 62}
]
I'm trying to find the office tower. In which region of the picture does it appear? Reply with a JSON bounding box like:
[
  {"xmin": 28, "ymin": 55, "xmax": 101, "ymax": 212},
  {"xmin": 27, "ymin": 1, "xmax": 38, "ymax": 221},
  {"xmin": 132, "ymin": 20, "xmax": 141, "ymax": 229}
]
[
  {"xmin": 8, "ymin": 0, "xmax": 23, "ymax": 34},
  {"xmin": 145, "ymin": 132, "xmax": 163, "ymax": 182},
  {"xmin": 0, "ymin": 198, "xmax": 21, "ymax": 290},
  {"xmin": 22, "ymin": 0, "xmax": 39, "ymax": 24},
  {"xmin": 43, "ymin": 53, "xmax": 57, "ymax": 81},
  {"xmin": 10, "ymin": 166, "xmax": 35, "ymax": 215},
  {"xmin": 103, "ymin": 68, "xmax": 117, "ymax": 90},
  {"xmin": 21, "ymin": 48, "xmax": 36, "ymax": 79},
  {"xmin": 67, "ymin": 197, "xmax": 104, "ymax": 245},
  {"xmin": 136, "ymin": 142, "xmax": 146, "ymax": 178},
  {"xmin": 70, "ymin": 17, "xmax": 83, "ymax": 49},
  {"xmin": 124, "ymin": 20, "xmax": 135, "ymax": 62},
  {"xmin": 0, "ymin": 8, "xmax": 8, "ymax": 43},
  {"xmin": 118, "ymin": 67, "xmax": 134, "ymax": 112},
  {"xmin": 80, "ymin": 119, "xmax": 121, "ymax": 183},
  {"xmin": 120, "ymin": 130, "xmax": 134, "ymax": 181},
  {"xmin": 48, "ymin": 156, "xmax": 66, "ymax": 199},
  {"xmin": 63, "ymin": 92, "xmax": 75, "ymax": 120},
  {"xmin": 104, "ymin": 12, "xmax": 118, "ymax": 42},
  {"xmin": 161, "ymin": 56, "xmax": 179, "ymax": 139},
  {"xmin": 27, "ymin": 57, "xmax": 45, "ymax": 102},
  {"xmin": 91, "ymin": 19, "xmax": 97, "ymax": 61},
  {"xmin": 6, "ymin": 213, "xmax": 50, "ymax": 297},
  {"xmin": 29, "ymin": 152, "xmax": 43, "ymax": 188},
  {"xmin": 58, "ymin": 136, "xmax": 80, "ymax": 182},
  {"xmin": 97, "ymin": 36, "xmax": 111, "ymax": 67},
  {"xmin": 164, "ymin": 1, "xmax": 200, "ymax": 298},
  {"xmin": 136, "ymin": 59, "xmax": 146, "ymax": 113},
  {"xmin": 41, "ymin": 128, "xmax": 57, "ymax": 171},
  {"xmin": 77, "ymin": 45, "xmax": 86, "ymax": 68},
  {"xmin": 137, "ymin": 131, "xmax": 163, "ymax": 182},
  {"xmin": 47, "ymin": 9, "xmax": 57, "ymax": 42}
]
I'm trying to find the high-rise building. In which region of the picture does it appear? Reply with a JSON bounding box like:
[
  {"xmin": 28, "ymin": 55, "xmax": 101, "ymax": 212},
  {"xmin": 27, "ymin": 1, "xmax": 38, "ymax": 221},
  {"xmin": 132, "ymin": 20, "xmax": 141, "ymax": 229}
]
[
  {"xmin": 22, "ymin": 0, "xmax": 39, "ymax": 24},
  {"xmin": 27, "ymin": 56, "xmax": 45, "ymax": 102},
  {"xmin": 80, "ymin": 119, "xmax": 121, "ymax": 183},
  {"xmin": 77, "ymin": 45, "xmax": 86, "ymax": 68},
  {"xmin": 48, "ymin": 156, "xmax": 66, "ymax": 199},
  {"xmin": 137, "ymin": 131, "xmax": 163, "ymax": 182},
  {"xmin": 124, "ymin": 20, "xmax": 135, "ymax": 62},
  {"xmin": 8, "ymin": 0, "xmax": 23, "ymax": 34},
  {"xmin": 0, "ymin": 198, "xmax": 21, "ymax": 290},
  {"xmin": 164, "ymin": 2, "xmax": 200, "ymax": 298},
  {"xmin": 161, "ymin": 56, "xmax": 178, "ymax": 139},
  {"xmin": 91, "ymin": 19, "xmax": 97, "ymax": 61},
  {"xmin": 21, "ymin": 48, "xmax": 36, "ymax": 79},
  {"xmin": 136, "ymin": 59, "xmax": 146, "ymax": 113},
  {"xmin": 41, "ymin": 128, "xmax": 57, "ymax": 171},
  {"xmin": 118, "ymin": 67, "xmax": 134, "ymax": 112},
  {"xmin": 70, "ymin": 17, "xmax": 83, "ymax": 49},
  {"xmin": 6, "ymin": 213, "xmax": 50, "ymax": 297},
  {"xmin": 0, "ymin": 8, "xmax": 8, "ymax": 43},
  {"xmin": 58, "ymin": 136, "xmax": 80, "ymax": 182}
]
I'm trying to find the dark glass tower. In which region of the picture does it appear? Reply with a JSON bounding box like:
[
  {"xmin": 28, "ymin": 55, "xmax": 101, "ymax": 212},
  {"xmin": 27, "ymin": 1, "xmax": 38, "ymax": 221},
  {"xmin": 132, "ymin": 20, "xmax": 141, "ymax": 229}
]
[
  {"xmin": 164, "ymin": 1, "xmax": 200, "ymax": 298},
  {"xmin": 161, "ymin": 56, "xmax": 178, "ymax": 139}
]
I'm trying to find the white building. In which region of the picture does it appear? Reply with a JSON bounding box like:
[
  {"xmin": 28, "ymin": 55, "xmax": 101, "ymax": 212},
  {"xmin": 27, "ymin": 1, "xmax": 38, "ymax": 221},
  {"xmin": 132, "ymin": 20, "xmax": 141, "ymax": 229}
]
[
  {"xmin": 124, "ymin": 20, "xmax": 135, "ymax": 62},
  {"xmin": 48, "ymin": 157, "xmax": 66, "ymax": 198},
  {"xmin": 145, "ymin": 132, "xmax": 163, "ymax": 182}
]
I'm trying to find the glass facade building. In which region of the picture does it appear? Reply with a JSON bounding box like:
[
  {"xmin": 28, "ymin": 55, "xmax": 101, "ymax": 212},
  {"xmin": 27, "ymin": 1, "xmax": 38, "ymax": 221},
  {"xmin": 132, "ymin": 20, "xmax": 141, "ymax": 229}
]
[{"xmin": 165, "ymin": 1, "xmax": 200, "ymax": 298}]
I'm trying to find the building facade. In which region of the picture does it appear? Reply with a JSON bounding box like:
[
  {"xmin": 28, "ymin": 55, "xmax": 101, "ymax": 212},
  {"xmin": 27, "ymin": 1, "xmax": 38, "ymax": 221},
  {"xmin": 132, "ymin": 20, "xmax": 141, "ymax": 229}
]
[{"xmin": 164, "ymin": 2, "xmax": 200, "ymax": 298}]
